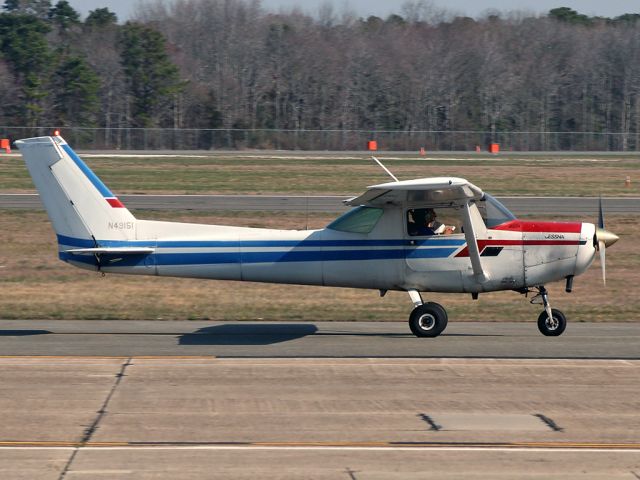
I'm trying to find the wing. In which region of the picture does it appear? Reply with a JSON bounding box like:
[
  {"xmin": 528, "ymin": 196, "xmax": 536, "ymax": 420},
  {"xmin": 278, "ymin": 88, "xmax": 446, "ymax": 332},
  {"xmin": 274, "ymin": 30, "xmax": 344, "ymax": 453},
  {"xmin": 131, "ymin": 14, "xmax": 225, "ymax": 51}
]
[{"xmin": 344, "ymin": 177, "xmax": 483, "ymax": 207}]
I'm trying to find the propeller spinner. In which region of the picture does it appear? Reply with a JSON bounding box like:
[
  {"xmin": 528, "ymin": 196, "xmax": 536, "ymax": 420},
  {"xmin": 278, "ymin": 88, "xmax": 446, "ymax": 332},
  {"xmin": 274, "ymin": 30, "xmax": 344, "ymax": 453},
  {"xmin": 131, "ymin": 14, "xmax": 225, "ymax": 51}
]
[{"xmin": 594, "ymin": 197, "xmax": 619, "ymax": 284}]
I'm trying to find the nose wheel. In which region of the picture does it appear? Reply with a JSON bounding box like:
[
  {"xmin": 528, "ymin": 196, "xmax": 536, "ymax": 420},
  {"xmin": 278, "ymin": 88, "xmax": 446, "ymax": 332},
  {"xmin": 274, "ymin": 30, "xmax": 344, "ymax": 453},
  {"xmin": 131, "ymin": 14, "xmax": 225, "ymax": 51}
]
[
  {"xmin": 537, "ymin": 309, "xmax": 567, "ymax": 336},
  {"xmin": 532, "ymin": 286, "xmax": 567, "ymax": 336}
]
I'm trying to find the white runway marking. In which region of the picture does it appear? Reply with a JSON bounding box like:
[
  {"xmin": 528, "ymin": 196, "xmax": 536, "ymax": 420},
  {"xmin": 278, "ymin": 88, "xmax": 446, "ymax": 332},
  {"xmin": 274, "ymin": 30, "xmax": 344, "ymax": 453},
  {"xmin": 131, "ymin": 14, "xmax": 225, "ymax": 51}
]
[{"xmin": 2, "ymin": 445, "xmax": 640, "ymax": 453}]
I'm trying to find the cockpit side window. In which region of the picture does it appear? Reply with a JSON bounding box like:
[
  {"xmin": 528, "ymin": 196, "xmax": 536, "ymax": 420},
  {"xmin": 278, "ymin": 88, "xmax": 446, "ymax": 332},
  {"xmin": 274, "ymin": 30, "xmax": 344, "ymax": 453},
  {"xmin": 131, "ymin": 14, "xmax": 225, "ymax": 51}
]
[{"xmin": 327, "ymin": 206, "xmax": 384, "ymax": 234}]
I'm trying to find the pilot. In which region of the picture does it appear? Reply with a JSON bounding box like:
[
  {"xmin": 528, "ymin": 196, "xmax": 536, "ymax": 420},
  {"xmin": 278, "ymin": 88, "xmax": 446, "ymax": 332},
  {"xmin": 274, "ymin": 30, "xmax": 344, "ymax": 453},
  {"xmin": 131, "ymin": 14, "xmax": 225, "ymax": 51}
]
[{"xmin": 408, "ymin": 208, "xmax": 454, "ymax": 236}]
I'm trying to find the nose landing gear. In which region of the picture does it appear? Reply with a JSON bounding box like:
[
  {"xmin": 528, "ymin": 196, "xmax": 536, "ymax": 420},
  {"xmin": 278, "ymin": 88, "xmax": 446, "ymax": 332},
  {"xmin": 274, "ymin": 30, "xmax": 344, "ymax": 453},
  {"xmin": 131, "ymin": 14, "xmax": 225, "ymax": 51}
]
[{"xmin": 532, "ymin": 286, "xmax": 567, "ymax": 336}]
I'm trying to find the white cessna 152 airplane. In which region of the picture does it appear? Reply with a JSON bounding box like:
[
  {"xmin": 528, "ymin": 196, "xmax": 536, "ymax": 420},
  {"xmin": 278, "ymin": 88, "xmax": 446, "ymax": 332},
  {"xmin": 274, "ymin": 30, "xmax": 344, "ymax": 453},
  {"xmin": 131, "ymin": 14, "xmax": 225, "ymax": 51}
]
[{"xmin": 18, "ymin": 135, "xmax": 619, "ymax": 337}]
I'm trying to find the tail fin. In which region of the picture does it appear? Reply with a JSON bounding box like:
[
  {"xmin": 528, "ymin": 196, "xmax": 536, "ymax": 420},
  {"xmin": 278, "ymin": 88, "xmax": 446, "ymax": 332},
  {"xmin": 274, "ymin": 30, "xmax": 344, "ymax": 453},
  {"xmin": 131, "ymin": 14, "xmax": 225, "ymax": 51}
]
[{"xmin": 16, "ymin": 136, "xmax": 137, "ymax": 247}]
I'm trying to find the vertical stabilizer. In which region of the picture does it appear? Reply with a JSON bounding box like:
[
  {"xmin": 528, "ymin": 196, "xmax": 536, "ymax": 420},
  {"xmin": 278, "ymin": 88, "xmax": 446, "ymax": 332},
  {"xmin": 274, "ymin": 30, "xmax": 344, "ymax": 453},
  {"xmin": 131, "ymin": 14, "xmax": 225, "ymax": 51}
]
[{"xmin": 17, "ymin": 136, "xmax": 137, "ymax": 247}]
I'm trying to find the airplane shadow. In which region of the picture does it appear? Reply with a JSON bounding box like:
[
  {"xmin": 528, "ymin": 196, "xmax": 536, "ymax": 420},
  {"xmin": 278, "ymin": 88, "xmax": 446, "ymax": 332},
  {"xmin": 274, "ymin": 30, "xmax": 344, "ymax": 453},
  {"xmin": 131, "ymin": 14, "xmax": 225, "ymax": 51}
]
[
  {"xmin": 315, "ymin": 332, "xmax": 504, "ymax": 338},
  {"xmin": 178, "ymin": 323, "xmax": 318, "ymax": 346},
  {"xmin": 0, "ymin": 330, "xmax": 52, "ymax": 336},
  {"xmin": 441, "ymin": 333, "xmax": 505, "ymax": 337}
]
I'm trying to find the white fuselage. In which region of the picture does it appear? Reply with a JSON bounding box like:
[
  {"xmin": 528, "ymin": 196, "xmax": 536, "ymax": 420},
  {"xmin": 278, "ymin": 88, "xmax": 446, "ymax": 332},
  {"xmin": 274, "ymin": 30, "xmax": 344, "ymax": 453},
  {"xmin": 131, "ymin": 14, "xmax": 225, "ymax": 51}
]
[{"xmin": 59, "ymin": 210, "xmax": 597, "ymax": 294}]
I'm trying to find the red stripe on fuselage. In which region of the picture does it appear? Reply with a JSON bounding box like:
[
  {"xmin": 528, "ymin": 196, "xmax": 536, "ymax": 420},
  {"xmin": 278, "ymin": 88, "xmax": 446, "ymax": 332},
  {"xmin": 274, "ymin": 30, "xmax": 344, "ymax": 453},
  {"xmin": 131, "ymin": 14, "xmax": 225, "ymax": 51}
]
[
  {"xmin": 106, "ymin": 198, "xmax": 125, "ymax": 208},
  {"xmin": 454, "ymin": 221, "xmax": 584, "ymax": 257},
  {"xmin": 492, "ymin": 220, "xmax": 582, "ymax": 233}
]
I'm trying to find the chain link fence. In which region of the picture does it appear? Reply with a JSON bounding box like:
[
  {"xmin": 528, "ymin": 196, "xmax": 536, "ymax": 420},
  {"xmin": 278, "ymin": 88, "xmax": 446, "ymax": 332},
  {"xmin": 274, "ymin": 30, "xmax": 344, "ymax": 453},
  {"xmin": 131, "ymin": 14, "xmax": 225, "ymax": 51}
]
[{"xmin": 1, "ymin": 126, "xmax": 639, "ymax": 151}]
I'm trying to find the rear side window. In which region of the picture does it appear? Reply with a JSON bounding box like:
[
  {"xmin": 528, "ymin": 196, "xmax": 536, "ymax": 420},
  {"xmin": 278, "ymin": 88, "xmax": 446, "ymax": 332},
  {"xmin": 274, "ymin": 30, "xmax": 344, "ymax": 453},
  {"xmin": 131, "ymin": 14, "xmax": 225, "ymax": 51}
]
[{"xmin": 327, "ymin": 206, "xmax": 384, "ymax": 234}]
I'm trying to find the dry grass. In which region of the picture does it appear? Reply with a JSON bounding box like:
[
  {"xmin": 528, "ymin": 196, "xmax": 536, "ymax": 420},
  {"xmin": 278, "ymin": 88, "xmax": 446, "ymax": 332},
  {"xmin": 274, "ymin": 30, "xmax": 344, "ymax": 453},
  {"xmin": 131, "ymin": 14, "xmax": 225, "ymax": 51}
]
[
  {"xmin": 1, "ymin": 210, "xmax": 638, "ymax": 322},
  {"xmin": 2, "ymin": 153, "xmax": 639, "ymax": 196}
]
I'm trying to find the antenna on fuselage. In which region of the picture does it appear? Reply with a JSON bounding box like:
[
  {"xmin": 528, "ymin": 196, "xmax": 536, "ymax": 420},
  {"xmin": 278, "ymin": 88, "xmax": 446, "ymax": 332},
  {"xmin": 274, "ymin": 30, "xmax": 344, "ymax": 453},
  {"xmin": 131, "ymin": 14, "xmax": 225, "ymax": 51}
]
[{"xmin": 371, "ymin": 156, "xmax": 399, "ymax": 182}]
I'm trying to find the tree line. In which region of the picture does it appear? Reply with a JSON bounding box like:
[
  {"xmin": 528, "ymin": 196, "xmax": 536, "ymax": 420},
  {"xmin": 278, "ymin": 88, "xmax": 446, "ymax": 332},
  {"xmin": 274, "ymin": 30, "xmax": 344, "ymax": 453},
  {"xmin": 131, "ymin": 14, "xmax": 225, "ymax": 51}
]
[{"xmin": 1, "ymin": 0, "xmax": 640, "ymax": 150}]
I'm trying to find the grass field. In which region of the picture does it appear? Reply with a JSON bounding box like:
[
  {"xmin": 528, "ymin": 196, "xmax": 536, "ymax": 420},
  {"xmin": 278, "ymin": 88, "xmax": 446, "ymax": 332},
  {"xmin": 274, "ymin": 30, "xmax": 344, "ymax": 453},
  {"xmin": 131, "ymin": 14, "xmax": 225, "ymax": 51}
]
[
  {"xmin": 1, "ymin": 151, "xmax": 638, "ymax": 196},
  {"xmin": 0, "ymin": 209, "xmax": 637, "ymax": 323}
]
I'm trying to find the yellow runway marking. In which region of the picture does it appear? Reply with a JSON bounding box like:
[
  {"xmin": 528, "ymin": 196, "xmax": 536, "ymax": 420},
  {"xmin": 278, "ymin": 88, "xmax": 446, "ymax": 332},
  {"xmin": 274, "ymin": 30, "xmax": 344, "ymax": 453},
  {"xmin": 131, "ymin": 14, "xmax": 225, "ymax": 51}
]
[{"xmin": 0, "ymin": 355, "xmax": 216, "ymax": 359}]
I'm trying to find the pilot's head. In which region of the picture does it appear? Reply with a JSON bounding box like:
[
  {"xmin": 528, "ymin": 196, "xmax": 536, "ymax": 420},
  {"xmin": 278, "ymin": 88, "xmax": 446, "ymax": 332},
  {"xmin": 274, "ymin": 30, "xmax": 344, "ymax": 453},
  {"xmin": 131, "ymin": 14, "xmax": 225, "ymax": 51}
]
[
  {"xmin": 414, "ymin": 208, "xmax": 436, "ymax": 224},
  {"xmin": 425, "ymin": 208, "xmax": 436, "ymax": 222}
]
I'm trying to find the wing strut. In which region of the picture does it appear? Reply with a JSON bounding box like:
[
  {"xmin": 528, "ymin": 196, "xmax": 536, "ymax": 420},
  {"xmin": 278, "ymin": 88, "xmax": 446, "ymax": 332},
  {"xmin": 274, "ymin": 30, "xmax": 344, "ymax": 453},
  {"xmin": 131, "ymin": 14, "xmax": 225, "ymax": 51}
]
[{"xmin": 461, "ymin": 201, "xmax": 489, "ymax": 284}]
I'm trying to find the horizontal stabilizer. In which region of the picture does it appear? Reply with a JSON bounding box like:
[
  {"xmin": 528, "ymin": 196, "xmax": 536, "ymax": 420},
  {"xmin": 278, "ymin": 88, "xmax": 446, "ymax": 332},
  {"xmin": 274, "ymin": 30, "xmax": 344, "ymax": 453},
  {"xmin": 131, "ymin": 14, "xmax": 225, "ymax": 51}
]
[{"xmin": 64, "ymin": 247, "xmax": 155, "ymax": 255}]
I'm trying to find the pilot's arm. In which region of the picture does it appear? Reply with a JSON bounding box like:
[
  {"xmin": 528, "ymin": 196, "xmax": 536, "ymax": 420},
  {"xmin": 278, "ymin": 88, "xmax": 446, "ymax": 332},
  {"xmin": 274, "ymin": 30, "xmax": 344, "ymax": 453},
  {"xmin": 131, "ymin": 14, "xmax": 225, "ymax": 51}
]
[{"xmin": 431, "ymin": 221, "xmax": 445, "ymax": 234}]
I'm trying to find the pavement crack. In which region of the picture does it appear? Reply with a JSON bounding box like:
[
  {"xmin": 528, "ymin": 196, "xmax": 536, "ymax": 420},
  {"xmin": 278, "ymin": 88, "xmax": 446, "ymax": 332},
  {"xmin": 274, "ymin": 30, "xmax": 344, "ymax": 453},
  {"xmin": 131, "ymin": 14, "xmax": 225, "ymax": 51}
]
[
  {"xmin": 57, "ymin": 357, "xmax": 132, "ymax": 480},
  {"xmin": 533, "ymin": 413, "xmax": 564, "ymax": 432},
  {"xmin": 344, "ymin": 467, "xmax": 359, "ymax": 479},
  {"xmin": 418, "ymin": 413, "xmax": 442, "ymax": 431}
]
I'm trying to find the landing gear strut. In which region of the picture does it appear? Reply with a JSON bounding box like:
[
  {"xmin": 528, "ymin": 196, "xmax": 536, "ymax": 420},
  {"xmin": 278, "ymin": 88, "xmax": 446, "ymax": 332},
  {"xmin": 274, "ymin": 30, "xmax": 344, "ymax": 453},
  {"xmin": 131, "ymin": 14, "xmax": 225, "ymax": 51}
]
[
  {"xmin": 532, "ymin": 286, "xmax": 567, "ymax": 336},
  {"xmin": 407, "ymin": 290, "xmax": 448, "ymax": 337}
]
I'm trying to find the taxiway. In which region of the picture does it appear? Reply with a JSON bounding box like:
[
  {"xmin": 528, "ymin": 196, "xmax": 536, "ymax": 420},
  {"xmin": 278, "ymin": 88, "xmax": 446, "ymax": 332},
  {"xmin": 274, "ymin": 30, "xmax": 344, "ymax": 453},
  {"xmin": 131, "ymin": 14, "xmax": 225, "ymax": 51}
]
[{"xmin": 0, "ymin": 352, "xmax": 638, "ymax": 479}]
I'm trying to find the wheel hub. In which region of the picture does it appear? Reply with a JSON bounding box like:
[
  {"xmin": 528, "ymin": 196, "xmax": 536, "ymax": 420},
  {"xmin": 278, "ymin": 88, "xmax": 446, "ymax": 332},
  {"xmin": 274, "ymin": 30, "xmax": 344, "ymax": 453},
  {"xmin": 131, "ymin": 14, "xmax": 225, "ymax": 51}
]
[
  {"xmin": 546, "ymin": 316, "xmax": 559, "ymax": 330},
  {"xmin": 418, "ymin": 314, "xmax": 436, "ymax": 331}
]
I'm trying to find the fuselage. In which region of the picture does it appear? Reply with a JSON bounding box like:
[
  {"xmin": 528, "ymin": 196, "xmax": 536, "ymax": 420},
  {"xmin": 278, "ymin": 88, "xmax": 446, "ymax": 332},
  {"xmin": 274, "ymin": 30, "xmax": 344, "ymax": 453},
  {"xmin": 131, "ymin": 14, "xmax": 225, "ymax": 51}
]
[{"xmin": 59, "ymin": 213, "xmax": 597, "ymax": 294}]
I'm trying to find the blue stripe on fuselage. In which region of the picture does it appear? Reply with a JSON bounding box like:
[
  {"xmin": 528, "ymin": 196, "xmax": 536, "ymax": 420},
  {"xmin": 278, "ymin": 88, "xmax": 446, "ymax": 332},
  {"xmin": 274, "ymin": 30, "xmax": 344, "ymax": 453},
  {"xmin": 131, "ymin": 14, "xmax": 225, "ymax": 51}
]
[
  {"xmin": 56, "ymin": 234, "xmax": 461, "ymax": 266},
  {"xmin": 57, "ymin": 235, "xmax": 96, "ymax": 248},
  {"xmin": 60, "ymin": 249, "xmax": 457, "ymax": 266},
  {"xmin": 153, "ymin": 248, "xmax": 457, "ymax": 266},
  {"xmin": 56, "ymin": 234, "xmax": 466, "ymax": 249}
]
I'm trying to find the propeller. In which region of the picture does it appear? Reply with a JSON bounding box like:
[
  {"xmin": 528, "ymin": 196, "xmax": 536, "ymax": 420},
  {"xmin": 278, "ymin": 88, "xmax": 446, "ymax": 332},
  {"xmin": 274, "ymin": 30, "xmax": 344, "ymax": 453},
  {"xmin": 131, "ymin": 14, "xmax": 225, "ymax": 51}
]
[{"xmin": 594, "ymin": 197, "xmax": 619, "ymax": 285}]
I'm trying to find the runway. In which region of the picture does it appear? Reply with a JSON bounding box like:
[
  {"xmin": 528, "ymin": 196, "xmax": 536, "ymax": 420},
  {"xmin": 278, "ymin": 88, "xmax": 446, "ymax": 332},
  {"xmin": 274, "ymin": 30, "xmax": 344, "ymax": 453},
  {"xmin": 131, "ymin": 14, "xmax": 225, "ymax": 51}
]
[
  {"xmin": 2, "ymin": 193, "xmax": 639, "ymax": 215},
  {"xmin": 0, "ymin": 320, "xmax": 639, "ymax": 358}
]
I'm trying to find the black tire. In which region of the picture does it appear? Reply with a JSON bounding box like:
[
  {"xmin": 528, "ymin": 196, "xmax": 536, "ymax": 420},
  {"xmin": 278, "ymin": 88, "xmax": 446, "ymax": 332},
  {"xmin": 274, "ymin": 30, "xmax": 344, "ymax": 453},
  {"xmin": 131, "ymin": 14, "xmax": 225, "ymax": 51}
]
[
  {"xmin": 408, "ymin": 302, "xmax": 448, "ymax": 336},
  {"xmin": 409, "ymin": 303, "xmax": 448, "ymax": 338},
  {"xmin": 537, "ymin": 309, "xmax": 567, "ymax": 336}
]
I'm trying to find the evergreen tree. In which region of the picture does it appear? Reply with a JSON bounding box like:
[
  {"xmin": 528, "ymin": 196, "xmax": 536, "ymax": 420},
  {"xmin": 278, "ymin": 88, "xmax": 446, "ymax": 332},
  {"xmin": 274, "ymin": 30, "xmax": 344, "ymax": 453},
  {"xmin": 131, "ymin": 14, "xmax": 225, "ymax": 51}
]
[
  {"xmin": 85, "ymin": 7, "xmax": 117, "ymax": 28},
  {"xmin": 2, "ymin": 0, "xmax": 51, "ymax": 19},
  {"xmin": 612, "ymin": 14, "xmax": 640, "ymax": 25},
  {"xmin": 0, "ymin": 13, "xmax": 51, "ymax": 125},
  {"xmin": 51, "ymin": 55, "xmax": 99, "ymax": 125},
  {"xmin": 2, "ymin": 0, "xmax": 19, "ymax": 11},
  {"xmin": 548, "ymin": 7, "xmax": 593, "ymax": 25},
  {"xmin": 48, "ymin": 0, "xmax": 79, "ymax": 32},
  {"xmin": 119, "ymin": 22, "xmax": 183, "ymax": 127}
]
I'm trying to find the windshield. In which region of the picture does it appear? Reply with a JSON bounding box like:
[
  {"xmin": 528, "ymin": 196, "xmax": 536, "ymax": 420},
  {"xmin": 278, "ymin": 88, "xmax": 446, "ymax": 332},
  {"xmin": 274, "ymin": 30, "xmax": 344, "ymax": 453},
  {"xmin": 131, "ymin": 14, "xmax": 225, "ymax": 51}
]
[
  {"xmin": 327, "ymin": 206, "xmax": 384, "ymax": 234},
  {"xmin": 478, "ymin": 194, "xmax": 517, "ymax": 228}
]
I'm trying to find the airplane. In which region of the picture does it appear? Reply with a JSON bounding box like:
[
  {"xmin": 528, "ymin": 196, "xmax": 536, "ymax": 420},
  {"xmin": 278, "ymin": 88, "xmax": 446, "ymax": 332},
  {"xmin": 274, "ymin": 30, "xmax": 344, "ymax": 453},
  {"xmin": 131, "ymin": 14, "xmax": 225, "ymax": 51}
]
[{"xmin": 17, "ymin": 135, "xmax": 619, "ymax": 338}]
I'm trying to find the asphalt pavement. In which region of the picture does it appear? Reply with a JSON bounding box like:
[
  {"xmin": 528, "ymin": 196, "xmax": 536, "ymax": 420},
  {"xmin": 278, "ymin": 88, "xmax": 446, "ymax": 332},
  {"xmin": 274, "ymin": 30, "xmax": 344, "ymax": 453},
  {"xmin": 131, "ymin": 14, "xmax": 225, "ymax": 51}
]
[
  {"xmin": 1, "ymin": 193, "xmax": 639, "ymax": 215},
  {"xmin": 0, "ymin": 320, "xmax": 638, "ymax": 358}
]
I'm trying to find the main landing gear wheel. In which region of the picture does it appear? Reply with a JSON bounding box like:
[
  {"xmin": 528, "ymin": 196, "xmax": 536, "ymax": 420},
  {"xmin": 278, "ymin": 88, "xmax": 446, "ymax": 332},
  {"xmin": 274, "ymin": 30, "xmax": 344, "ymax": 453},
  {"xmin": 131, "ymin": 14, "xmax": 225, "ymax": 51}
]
[
  {"xmin": 409, "ymin": 302, "xmax": 448, "ymax": 338},
  {"xmin": 537, "ymin": 309, "xmax": 567, "ymax": 336}
]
